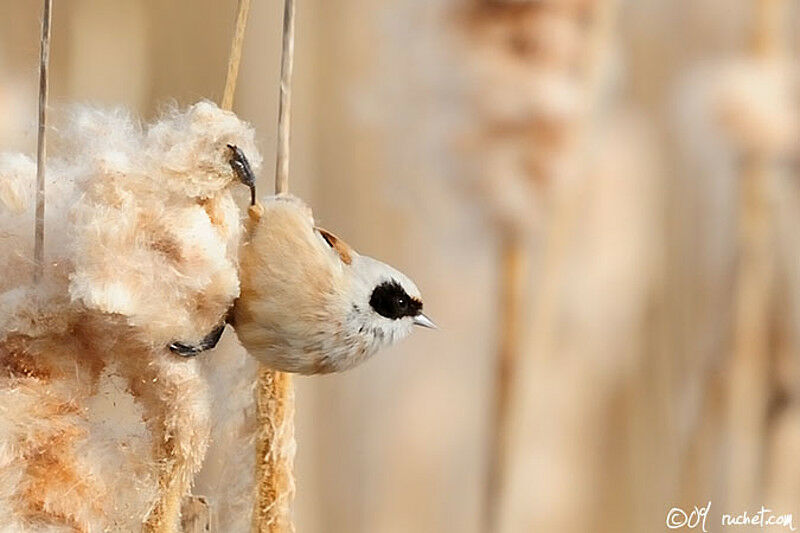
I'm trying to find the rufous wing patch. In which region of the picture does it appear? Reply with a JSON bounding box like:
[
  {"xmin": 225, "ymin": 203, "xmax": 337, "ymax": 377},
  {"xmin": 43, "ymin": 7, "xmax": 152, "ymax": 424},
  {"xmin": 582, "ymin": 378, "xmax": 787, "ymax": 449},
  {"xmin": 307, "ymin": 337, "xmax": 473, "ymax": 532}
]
[{"xmin": 316, "ymin": 227, "xmax": 353, "ymax": 265}]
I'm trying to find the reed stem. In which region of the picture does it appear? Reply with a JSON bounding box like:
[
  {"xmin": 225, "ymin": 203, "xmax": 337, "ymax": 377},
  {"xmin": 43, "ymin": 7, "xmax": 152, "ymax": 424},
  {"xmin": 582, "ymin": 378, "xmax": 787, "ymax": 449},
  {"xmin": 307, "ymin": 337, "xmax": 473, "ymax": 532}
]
[
  {"xmin": 484, "ymin": 231, "xmax": 527, "ymax": 533},
  {"xmin": 725, "ymin": 0, "xmax": 785, "ymax": 509},
  {"xmin": 221, "ymin": 0, "xmax": 252, "ymax": 112},
  {"xmin": 254, "ymin": 1, "xmax": 297, "ymax": 531},
  {"xmin": 33, "ymin": 0, "xmax": 52, "ymax": 283},
  {"xmin": 274, "ymin": 0, "xmax": 296, "ymax": 196}
]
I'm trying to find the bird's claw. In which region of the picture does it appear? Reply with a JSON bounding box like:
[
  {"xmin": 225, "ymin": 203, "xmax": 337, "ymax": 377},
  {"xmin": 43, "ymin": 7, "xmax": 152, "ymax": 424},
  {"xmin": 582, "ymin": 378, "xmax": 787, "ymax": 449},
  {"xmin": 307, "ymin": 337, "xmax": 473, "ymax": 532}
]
[
  {"xmin": 168, "ymin": 323, "xmax": 227, "ymax": 358},
  {"xmin": 228, "ymin": 144, "xmax": 257, "ymax": 206},
  {"xmin": 169, "ymin": 342, "xmax": 205, "ymax": 358}
]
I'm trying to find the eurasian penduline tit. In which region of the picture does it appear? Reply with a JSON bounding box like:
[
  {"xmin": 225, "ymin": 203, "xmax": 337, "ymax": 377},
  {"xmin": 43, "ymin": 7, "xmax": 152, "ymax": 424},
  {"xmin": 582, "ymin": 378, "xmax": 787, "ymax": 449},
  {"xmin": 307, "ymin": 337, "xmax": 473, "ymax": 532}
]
[{"xmin": 169, "ymin": 145, "xmax": 434, "ymax": 374}]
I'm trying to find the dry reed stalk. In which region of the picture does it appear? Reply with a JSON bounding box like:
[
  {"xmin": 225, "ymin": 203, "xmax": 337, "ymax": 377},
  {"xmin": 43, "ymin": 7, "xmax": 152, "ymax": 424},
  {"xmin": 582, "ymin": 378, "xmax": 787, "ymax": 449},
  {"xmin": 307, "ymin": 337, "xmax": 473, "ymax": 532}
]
[
  {"xmin": 484, "ymin": 230, "xmax": 528, "ymax": 533},
  {"xmin": 221, "ymin": 0, "xmax": 252, "ymax": 112},
  {"xmin": 725, "ymin": 0, "xmax": 785, "ymax": 509},
  {"xmin": 727, "ymin": 156, "xmax": 774, "ymax": 507},
  {"xmin": 148, "ymin": 473, "xmax": 189, "ymax": 533},
  {"xmin": 274, "ymin": 0, "xmax": 296, "ymax": 195},
  {"xmin": 253, "ymin": 368, "xmax": 295, "ymax": 533},
  {"xmin": 253, "ymin": 1, "xmax": 297, "ymax": 532},
  {"xmin": 33, "ymin": 0, "xmax": 52, "ymax": 283}
]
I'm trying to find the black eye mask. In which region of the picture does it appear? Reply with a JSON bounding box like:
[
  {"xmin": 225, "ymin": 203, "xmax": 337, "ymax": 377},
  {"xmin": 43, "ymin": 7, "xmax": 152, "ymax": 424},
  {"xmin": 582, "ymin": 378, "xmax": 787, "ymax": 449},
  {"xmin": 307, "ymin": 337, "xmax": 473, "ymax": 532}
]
[{"xmin": 369, "ymin": 280, "xmax": 422, "ymax": 320}]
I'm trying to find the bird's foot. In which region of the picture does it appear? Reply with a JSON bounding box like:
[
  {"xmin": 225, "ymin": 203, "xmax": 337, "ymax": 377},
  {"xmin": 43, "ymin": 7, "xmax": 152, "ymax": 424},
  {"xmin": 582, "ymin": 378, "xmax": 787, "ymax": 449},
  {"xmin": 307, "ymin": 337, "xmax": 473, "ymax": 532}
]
[
  {"xmin": 169, "ymin": 323, "xmax": 226, "ymax": 358},
  {"xmin": 228, "ymin": 144, "xmax": 257, "ymax": 206}
]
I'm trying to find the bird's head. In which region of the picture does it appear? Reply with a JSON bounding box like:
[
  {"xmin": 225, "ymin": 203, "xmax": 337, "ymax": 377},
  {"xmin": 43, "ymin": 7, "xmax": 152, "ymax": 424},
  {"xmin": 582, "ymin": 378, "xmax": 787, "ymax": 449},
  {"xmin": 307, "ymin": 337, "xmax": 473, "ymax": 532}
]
[{"xmin": 315, "ymin": 228, "xmax": 435, "ymax": 353}]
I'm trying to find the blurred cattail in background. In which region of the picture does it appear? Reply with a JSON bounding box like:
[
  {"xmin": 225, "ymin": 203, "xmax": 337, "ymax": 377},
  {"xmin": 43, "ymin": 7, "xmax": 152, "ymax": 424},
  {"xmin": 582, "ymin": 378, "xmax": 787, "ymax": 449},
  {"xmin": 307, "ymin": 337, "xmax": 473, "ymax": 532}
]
[
  {"xmin": 455, "ymin": 1, "xmax": 650, "ymax": 531},
  {"xmin": 720, "ymin": 0, "xmax": 798, "ymax": 516}
]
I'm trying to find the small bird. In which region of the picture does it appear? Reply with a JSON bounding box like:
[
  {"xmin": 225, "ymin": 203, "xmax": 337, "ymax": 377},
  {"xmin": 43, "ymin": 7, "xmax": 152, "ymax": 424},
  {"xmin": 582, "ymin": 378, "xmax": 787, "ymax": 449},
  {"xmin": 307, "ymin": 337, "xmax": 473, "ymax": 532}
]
[{"xmin": 170, "ymin": 146, "xmax": 434, "ymax": 373}]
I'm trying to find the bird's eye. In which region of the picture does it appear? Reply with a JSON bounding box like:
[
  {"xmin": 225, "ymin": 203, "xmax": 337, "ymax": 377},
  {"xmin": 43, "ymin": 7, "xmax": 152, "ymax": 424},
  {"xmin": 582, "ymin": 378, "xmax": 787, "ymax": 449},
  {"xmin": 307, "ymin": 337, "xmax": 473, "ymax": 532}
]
[{"xmin": 370, "ymin": 280, "xmax": 421, "ymax": 320}]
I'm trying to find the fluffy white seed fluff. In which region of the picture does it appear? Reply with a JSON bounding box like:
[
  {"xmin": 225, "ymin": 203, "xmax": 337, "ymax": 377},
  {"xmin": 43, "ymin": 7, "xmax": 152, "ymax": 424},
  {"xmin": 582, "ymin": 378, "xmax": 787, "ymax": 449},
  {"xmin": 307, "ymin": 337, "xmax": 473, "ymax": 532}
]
[{"xmin": 0, "ymin": 101, "xmax": 259, "ymax": 531}]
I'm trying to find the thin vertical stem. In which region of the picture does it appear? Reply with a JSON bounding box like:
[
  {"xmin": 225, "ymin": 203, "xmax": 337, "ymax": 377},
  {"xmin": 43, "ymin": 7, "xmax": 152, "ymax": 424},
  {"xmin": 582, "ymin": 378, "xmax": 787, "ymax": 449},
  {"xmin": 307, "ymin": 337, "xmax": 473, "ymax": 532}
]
[
  {"xmin": 33, "ymin": 0, "xmax": 52, "ymax": 283},
  {"xmin": 254, "ymin": 1, "xmax": 297, "ymax": 531},
  {"xmin": 727, "ymin": 156, "xmax": 773, "ymax": 507},
  {"xmin": 221, "ymin": 0, "xmax": 252, "ymax": 112},
  {"xmin": 274, "ymin": 0, "xmax": 296, "ymax": 195},
  {"xmin": 725, "ymin": 0, "xmax": 785, "ymax": 509},
  {"xmin": 484, "ymin": 232, "xmax": 527, "ymax": 533}
]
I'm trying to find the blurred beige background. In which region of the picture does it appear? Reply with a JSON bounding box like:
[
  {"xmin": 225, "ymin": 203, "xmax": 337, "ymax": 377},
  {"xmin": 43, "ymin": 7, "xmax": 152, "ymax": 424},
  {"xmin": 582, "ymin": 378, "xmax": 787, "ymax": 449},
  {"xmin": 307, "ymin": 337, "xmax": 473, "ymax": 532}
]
[{"xmin": 2, "ymin": 0, "xmax": 800, "ymax": 532}]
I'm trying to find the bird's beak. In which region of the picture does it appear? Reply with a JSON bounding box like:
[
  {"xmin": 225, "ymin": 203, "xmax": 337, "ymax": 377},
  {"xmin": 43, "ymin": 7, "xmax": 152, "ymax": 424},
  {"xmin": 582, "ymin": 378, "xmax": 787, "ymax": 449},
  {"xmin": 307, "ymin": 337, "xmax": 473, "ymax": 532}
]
[{"xmin": 413, "ymin": 313, "xmax": 437, "ymax": 329}]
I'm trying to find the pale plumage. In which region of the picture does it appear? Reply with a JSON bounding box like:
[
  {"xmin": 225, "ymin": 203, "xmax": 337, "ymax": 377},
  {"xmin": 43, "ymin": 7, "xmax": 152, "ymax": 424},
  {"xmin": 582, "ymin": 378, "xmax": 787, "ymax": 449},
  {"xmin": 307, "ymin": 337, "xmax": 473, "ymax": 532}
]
[{"xmin": 232, "ymin": 194, "xmax": 432, "ymax": 374}]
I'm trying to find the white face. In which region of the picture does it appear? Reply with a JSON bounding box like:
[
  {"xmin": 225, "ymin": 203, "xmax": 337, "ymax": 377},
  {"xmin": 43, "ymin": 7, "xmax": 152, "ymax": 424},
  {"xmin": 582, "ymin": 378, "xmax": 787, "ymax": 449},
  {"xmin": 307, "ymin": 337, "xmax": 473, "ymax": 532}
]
[{"xmin": 348, "ymin": 254, "xmax": 426, "ymax": 351}]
